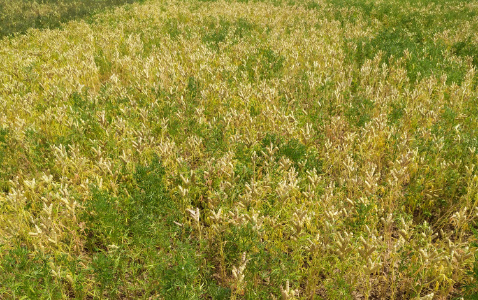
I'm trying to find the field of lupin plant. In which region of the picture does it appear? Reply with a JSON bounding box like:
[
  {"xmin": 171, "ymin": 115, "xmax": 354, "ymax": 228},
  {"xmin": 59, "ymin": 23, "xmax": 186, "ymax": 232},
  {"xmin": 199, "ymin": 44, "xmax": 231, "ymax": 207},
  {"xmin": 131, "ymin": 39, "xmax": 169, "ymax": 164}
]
[{"xmin": 1, "ymin": 0, "xmax": 478, "ymax": 298}]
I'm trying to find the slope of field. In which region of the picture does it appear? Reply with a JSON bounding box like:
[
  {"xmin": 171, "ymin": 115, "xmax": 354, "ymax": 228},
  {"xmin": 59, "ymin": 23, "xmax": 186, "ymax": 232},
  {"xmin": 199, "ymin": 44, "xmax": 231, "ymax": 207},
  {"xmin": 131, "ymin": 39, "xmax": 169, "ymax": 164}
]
[{"xmin": 1, "ymin": 0, "xmax": 478, "ymax": 298}]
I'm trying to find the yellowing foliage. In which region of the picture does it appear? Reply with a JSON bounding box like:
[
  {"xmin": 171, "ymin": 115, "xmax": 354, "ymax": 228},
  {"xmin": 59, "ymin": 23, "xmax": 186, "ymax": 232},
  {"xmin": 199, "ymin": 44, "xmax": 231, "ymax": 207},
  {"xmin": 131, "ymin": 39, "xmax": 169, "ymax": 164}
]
[{"xmin": 1, "ymin": 0, "xmax": 478, "ymax": 298}]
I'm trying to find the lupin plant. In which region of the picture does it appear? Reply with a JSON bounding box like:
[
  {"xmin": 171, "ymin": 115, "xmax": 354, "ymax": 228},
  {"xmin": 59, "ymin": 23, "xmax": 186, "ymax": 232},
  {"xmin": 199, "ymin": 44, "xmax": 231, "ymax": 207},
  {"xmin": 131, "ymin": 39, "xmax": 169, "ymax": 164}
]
[{"xmin": 1, "ymin": 0, "xmax": 478, "ymax": 298}]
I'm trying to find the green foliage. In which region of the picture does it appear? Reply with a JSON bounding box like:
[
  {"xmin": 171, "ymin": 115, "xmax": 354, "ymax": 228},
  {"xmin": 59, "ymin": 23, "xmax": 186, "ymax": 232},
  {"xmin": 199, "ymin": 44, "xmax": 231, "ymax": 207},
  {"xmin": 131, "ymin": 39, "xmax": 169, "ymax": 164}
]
[
  {"xmin": 91, "ymin": 252, "xmax": 123, "ymax": 297},
  {"xmin": 0, "ymin": 247, "xmax": 57, "ymax": 298},
  {"xmin": 0, "ymin": 0, "xmax": 145, "ymax": 38},
  {"xmin": 452, "ymin": 37, "xmax": 478, "ymax": 69},
  {"xmin": 187, "ymin": 76, "xmax": 201, "ymax": 100},
  {"xmin": 80, "ymin": 157, "xmax": 206, "ymax": 297},
  {"xmin": 201, "ymin": 16, "xmax": 258, "ymax": 52},
  {"xmin": 84, "ymin": 157, "xmax": 176, "ymax": 249},
  {"xmin": 239, "ymin": 47, "xmax": 285, "ymax": 82},
  {"xmin": 260, "ymin": 133, "xmax": 322, "ymax": 171},
  {"xmin": 0, "ymin": 247, "xmax": 89, "ymax": 299},
  {"xmin": 339, "ymin": 0, "xmax": 473, "ymax": 85},
  {"xmin": 202, "ymin": 17, "xmax": 233, "ymax": 50},
  {"xmin": 24, "ymin": 129, "xmax": 55, "ymax": 174},
  {"xmin": 163, "ymin": 18, "xmax": 183, "ymax": 40},
  {"xmin": 305, "ymin": 1, "xmax": 321, "ymax": 10},
  {"xmin": 351, "ymin": 29, "xmax": 467, "ymax": 84},
  {"xmin": 234, "ymin": 18, "xmax": 256, "ymax": 39},
  {"xmin": 345, "ymin": 96, "xmax": 374, "ymax": 127},
  {"xmin": 94, "ymin": 49, "xmax": 113, "ymax": 79},
  {"xmin": 387, "ymin": 101, "xmax": 405, "ymax": 125}
]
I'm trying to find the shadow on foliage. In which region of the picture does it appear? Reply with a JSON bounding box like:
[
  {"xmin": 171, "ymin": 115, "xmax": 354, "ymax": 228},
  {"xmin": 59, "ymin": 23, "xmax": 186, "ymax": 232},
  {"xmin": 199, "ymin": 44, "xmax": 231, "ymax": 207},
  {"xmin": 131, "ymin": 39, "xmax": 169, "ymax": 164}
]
[{"xmin": 0, "ymin": 0, "xmax": 145, "ymax": 38}]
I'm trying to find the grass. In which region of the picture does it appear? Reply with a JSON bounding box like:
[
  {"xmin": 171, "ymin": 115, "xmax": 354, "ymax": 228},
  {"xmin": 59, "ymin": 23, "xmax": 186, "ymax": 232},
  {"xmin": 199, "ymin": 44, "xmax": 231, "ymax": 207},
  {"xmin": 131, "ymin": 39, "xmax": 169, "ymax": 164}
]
[{"xmin": 1, "ymin": 0, "xmax": 478, "ymax": 298}]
